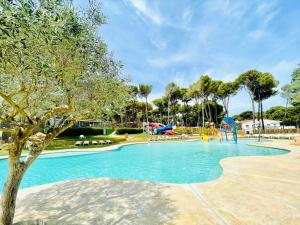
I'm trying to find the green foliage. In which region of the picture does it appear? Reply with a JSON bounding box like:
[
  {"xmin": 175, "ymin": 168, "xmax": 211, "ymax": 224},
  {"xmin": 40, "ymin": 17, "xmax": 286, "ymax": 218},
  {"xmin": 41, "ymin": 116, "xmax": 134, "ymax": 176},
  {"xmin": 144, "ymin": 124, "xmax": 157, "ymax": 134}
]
[
  {"xmin": 233, "ymin": 111, "xmax": 254, "ymax": 121},
  {"xmin": 282, "ymin": 64, "xmax": 300, "ymax": 106},
  {"xmin": 138, "ymin": 84, "xmax": 152, "ymax": 98},
  {"xmin": 265, "ymin": 106, "xmax": 300, "ymax": 126},
  {"xmin": 0, "ymin": 0, "xmax": 131, "ymax": 123},
  {"xmin": 174, "ymin": 127, "xmax": 215, "ymax": 135},
  {"xmin": 254, "ymin": 73, "xmax": 278, "ymax": 101},
  {"xmin": 115, "ymin": 128, "xmax": 143, "ymax": 135}
]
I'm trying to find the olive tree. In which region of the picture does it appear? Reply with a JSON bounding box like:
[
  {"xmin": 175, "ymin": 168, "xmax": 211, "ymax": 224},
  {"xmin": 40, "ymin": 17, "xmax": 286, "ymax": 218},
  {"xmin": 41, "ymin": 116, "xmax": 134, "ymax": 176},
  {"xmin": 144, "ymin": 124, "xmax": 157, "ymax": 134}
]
[{"xmin": 0, "ymin": 1, "xmax": 130, "ymax": 224}]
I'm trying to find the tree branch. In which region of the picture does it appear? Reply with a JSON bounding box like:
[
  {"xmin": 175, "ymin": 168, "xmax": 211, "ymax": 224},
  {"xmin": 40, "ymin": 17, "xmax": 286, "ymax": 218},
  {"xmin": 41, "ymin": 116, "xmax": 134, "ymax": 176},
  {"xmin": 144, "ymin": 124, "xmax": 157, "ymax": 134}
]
[
  {"xmin": 22, "ymin": 117, "xmax": 77, "ymax": 169},
  {"xmin": 0, "ymin": 127, "xmax": 17, "ymax": 134},
  {"xmin": 37, "ymin": 106, "xmax": 71, "ymax": 126},
  {"xmin": 0, "ymin": 91, "xmax": 34, "ymax": 124}
]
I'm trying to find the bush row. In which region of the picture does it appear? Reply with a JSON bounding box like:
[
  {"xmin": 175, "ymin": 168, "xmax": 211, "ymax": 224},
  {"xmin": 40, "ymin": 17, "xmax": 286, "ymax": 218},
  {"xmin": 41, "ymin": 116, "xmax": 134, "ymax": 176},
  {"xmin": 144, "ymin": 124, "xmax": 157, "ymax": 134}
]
[
  {"xmin": 115, "ymin": 128, "xmax": 143, "ymax": 135},
  {"xmin": 174, "ymin": 127, "xmax": 216, "ymax": 135},
  {"xmin": 59, "ymin": 127, "xmax": 114, "ymax": 136},
  {"xmin": 253, "ymin": 128, "xmax": 299, "ymax": 134}
]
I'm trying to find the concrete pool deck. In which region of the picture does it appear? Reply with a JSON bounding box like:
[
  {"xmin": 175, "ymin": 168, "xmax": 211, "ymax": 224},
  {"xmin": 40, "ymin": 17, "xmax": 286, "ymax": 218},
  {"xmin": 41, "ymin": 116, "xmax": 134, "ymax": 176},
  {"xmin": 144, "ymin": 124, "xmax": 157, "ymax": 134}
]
[{"xmin": 13, "ymin": 140, "xmax": 300, "ymax": 225}]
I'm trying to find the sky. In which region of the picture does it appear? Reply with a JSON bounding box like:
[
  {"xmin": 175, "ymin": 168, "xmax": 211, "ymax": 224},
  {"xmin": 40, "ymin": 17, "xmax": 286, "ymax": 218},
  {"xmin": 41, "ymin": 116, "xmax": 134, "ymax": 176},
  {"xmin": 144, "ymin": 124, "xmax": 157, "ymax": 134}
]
[{"xmin": 74, "ymin": 0, "xmax": 300, "ymax": 115}]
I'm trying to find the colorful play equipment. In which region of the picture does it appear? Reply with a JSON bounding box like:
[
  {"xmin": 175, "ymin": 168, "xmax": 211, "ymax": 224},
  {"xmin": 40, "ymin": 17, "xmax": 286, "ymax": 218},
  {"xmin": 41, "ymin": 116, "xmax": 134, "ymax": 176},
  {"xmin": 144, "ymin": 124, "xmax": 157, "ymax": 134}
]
[
  {"xmin": 147, "ymin": 122, "xmax": 175, "ymax": 135},
  {"xmin": 220, "ymin": 116, "xmax": 238, "ymax": 144}
]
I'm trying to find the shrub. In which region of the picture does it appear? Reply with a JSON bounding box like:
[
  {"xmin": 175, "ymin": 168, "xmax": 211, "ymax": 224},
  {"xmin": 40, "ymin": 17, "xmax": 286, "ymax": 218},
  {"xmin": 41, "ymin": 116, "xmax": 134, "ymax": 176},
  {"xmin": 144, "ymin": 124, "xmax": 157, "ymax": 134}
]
[
  {"xmin": 59, "ymin": 127, "xmax": 114, "ymax": 136},
  {"xmin": 174, "ymin": 127, "xmax": 216, "ymax": 135},
  {"xmin": 115, "ymin": 128, "xmax": 143, "ymax": 135}
]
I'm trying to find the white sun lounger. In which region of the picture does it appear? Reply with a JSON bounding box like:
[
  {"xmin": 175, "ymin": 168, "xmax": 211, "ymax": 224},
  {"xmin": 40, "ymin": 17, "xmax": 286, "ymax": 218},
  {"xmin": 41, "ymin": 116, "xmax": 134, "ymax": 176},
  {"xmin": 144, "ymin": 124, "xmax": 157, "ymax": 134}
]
[
  {"xmin": 98, "ymin": 140, "xmax": 105, "ymax": 144},
  {"xmin": 92, "ymin": 141, "xmax": 98, "ymax": 145},
  {"xmin": 105, "ymin": 140, "xmax": 112, "ymax": 144},
  {"xmin": 75, "ymin": 141, "xmax": 83, "ymax": 146},
  {"xmin": 83, "ymin": 141, "xmax": 90, "ymax": 146}
]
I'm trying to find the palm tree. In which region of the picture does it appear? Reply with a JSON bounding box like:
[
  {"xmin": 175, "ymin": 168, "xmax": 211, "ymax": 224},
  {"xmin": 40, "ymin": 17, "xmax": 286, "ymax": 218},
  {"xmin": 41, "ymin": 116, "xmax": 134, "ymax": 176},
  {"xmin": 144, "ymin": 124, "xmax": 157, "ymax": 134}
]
[{"xmin": 138, "ymin": 84, "xmax": 152, "ymax": 123}]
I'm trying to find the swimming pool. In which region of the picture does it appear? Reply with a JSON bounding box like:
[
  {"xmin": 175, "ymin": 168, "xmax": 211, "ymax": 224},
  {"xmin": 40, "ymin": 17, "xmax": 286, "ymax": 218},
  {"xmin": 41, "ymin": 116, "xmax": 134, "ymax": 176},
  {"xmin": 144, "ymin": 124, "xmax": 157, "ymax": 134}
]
[{"xmin": 0, "ymin": 140, "xmax": 288, "ymax": 190}]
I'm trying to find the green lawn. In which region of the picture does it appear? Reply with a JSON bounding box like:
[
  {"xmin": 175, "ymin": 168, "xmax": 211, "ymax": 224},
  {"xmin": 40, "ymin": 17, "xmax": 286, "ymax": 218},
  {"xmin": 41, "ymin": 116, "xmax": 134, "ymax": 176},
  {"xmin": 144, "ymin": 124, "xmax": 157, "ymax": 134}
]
[
  {"xmin": 0, "ymin": 133, "xmax": 196, "ymax": 156},
  {"xmin": 0, "ymin": 134, "xmax": 150, "ymax": 156}
]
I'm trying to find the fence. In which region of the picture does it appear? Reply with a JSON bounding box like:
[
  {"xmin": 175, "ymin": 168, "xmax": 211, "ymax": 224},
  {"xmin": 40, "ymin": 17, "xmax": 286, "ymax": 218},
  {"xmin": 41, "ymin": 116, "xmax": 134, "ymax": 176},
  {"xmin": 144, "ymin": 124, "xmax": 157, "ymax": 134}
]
[{"xmin": 253, "ymin": 128, "xmax": 300, "ymax": 134}]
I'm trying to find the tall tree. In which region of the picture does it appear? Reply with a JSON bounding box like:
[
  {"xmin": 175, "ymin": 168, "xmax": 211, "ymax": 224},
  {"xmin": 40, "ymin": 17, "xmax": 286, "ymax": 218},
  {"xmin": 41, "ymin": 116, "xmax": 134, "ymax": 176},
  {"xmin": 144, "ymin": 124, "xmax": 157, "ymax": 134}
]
[
  {"xmin": 0, "ymin": 1, "xmax": 130, "ymax": 224},
  {"xmin": 237, "ymin": 70, "xmax": 261, "ymax": 126},
  {"xmin": 281, "ymin": 64, "xmax": 300, "ymax": 128},
  {"xmin": 165, "ymin": 82, "xmax": 181, "ymax": 124},
  {"xmin": 188, "ymin": 82, "xmax": 202, "ymax": 127},
  {"xmin": 216, "ymin": 81, "xmax": 239, "ymax": 117},
  {"xmin": 209, "ymin": 80, "xmax": 222, "ymax": 124},
  {"xmin": 282, "ymin": 64, "xmax": 300, "ymax": 106},
  {"xmin": 152, "ymin": 97, "xmax": 167, "ymax": 123},
  {"xmin": 138, "ymin": 84, "xmax": 152, "ymax": 123},
  {"xmin": 199, "ymin": 76, "xmax": 212, "ymax": 123},
  {"xmin": 180, "ymin": 88, "xmax": 192, "ymax": 126},
  {"xmin": 253, "ymin": 73, "xmax": 278, "ymax": 130}
]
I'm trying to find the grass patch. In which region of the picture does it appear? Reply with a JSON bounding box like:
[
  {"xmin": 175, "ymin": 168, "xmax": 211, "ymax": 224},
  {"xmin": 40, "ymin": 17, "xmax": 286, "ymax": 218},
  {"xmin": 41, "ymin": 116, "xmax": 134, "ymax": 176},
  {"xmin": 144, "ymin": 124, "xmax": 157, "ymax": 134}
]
[{"xmin": 0, "ymin": 133, "xmax": 195, "ymax": 156}]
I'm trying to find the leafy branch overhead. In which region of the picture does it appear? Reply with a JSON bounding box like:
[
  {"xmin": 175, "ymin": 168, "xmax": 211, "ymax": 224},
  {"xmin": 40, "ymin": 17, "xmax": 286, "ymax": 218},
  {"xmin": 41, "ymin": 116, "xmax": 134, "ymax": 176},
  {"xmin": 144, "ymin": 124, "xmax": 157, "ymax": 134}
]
[{"xmin": 0, "ymin": 1, "xmax": 131, "ymax": 223}]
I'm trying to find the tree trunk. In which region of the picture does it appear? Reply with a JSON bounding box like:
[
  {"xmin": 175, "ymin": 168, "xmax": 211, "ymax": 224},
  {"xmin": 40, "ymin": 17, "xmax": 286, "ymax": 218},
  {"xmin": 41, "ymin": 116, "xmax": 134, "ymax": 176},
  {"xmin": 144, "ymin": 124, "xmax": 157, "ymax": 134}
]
[
  {"xmin": 283, "ymin": 99, "xmax": 288, "ymax": 129},
  {"xmin": 1, "ymin": 156, "xmax": 24, "ymax": 225},
  {"xmin": 251, "ymin": 97, "xmax": 256, "ymax": 126},
  {"xmin": 202, "ymin": 100, "xmax": 205, "ymax": 128},
  {"xmin": 222, "ymin": 98, "xmax": 228, "ymax": 118},
  {"xmin": 214, "ymin": 101, "xmax": 218, "ymax": 125},
  {"xmin": 167, "ymin": 99, "xmax": 170, "ymax": 124},
  {"xmin": 204, "ymin": 101, "xmax": 208, "ymax": 123},
  {"xmin": 247, "ymin": 89, "xmax": 256, "ymax": 128},
  {"xmin": 260, "ymin": 101, "xmax": 265, "ymax": 130},
  {"xmin": 145, "ymin": 97, "xmax": 148, "ymax": 124},
  {"xmin": 207, "ymin": 98, "xmax": 212, "ymax": 123},
  {"xmin": 257, "ymin": 100, "xmax": 261, "ymax": 141}
]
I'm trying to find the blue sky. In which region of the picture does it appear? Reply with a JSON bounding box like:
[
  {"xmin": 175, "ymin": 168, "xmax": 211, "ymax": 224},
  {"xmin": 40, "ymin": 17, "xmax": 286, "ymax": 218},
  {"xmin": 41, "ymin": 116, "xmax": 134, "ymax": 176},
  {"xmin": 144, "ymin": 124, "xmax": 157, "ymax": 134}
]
[{"xmin": 74, "ymin": 0, "xmax": 300, "ymax": 115}]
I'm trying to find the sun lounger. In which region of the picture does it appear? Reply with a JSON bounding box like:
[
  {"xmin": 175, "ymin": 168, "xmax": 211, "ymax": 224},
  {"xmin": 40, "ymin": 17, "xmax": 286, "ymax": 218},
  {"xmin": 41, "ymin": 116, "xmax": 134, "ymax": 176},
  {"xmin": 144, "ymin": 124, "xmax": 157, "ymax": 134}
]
[
  {"xmin": 98, "ymin": 140, "xmax": 105, "ymax": 144},
  {"xmin": 105, "ymin": 140, "xmax": 112, "ymax": 144},
  {"xmin": 83, "ymin": 141, "xmax": 90, "ymax": 146},
  {"xmin": 92, "ymin": 141, "xmax": 98, "ymax": 145},
  {"xmin": 75, "ymin": 141, "xmax": 83, "ymax": 146}
]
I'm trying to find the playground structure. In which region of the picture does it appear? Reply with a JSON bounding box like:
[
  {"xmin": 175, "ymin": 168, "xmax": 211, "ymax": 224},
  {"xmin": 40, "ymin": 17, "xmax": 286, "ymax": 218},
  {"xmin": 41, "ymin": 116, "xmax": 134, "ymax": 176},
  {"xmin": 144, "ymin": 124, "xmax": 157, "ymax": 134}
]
[
  {"xmin": 220, "ymin": 117, "xmax": 238, "ymax": 144},
  {"xmin": 201, "ymin": 122, "xmax": 219, "ymax": 142},
  {"xmin": 146, "ymin": 122, "xmax": 176, "ymax": 135}
]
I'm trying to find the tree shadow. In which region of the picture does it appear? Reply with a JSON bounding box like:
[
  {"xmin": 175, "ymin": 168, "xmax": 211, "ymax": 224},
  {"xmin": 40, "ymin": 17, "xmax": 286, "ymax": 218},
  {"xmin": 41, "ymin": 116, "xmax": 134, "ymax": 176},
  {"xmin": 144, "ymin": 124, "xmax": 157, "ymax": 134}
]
[{"xmin": 14, "ymin": 178, "xmax": 177, "ymax": 225}]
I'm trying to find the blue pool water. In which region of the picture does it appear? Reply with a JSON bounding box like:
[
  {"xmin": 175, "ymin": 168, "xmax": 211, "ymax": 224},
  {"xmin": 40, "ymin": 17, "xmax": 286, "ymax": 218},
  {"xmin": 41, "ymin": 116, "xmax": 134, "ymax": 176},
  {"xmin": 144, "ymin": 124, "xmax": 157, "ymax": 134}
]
[{"xmin": 0, "ymin": 140, "xmax": 288, "ymax": 190}]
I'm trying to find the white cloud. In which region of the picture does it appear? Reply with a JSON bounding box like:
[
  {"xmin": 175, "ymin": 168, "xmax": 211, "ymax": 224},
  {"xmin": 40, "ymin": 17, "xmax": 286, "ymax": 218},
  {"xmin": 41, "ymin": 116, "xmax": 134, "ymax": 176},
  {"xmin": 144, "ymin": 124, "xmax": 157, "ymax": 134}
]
[
  {"xmin": 268, "ymin": 60, "xmax": 298, "ymax": 85},
  {"xmin": 124, "ymin": 0, "xmax": 163, "ymax": 25},
  {"xmin": 203, "ymin": 0, "xmax": 250, "ymax": 20},
  {"xmin": 148, "ymin": 51, "xmax": 194, "ymax": 68}
]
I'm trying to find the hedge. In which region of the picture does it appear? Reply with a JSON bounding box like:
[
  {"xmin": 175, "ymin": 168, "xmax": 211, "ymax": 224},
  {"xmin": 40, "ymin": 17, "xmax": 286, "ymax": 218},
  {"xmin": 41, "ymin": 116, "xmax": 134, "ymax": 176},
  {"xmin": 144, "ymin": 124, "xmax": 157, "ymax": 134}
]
[
  {"xmin": 59, "ymin": 127, "xmax": 114, "ymax": 136},
  {"xmin": 174, "ymin": 127, "xmax": 216, "ymax": 135},
  {"xmin": 253, "ymin": 128, "xmax": 299, "ymax": 134},
  {"xmin": 115, "ymin": 128, "xmax": 143, "ymax": 135}
]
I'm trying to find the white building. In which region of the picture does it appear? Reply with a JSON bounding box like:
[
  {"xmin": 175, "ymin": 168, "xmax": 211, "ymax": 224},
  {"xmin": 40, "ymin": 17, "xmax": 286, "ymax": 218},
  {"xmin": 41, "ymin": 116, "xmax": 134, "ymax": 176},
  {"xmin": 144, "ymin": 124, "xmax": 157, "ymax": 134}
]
[{"xmin": 240, "ymin": 119, "xmax": 282, "ymax": 134}]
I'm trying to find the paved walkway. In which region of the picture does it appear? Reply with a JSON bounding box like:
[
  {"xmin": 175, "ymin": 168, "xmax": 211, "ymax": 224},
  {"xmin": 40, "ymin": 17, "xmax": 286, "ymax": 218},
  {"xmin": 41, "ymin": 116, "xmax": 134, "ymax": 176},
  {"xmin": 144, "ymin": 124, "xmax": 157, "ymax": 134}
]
[{"xmin": 14, "ymin": 140, "xmax": 300, "ymax": 225}]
